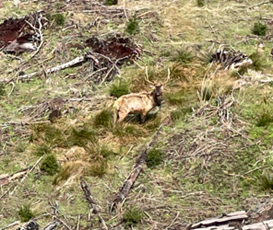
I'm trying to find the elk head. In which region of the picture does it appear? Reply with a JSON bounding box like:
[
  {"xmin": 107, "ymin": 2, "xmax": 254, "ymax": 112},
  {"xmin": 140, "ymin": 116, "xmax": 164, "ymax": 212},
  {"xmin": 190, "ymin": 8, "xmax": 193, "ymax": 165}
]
[{"xmin": 145, "ymin": 67, "xmax": 170, "ymax": 106}]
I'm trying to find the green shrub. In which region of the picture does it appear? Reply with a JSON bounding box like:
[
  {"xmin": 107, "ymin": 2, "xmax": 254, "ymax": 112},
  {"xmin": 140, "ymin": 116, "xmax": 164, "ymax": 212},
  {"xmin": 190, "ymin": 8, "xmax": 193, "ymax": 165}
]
[
  {"xmin": 252, "ymin": 22, "xmax": 268, "ymax": 36},
  {"xmin": 110, "ymin": 80, "xmax": 130, "ymax": 98},
  {"xmin": 125, "ymin": 16, "xmax": 140, "ymax": 35},
  {"xmin": 94, "ymin": 109, "xmax": 114, "ymax": 128},
  {"xmin": 123, "ymin": 206, "xmax": 143, "ymax": 227},
  {"xmin": 40, "ymin": 154, "xmax": 60, "ymax": 175},
  {"xmin": 146, "ymin": 148, "xmax": 164, "ymax": 168},
  {"xmin": 18, "ymin": 205, "xmax": 34, "ymax": 222},
  {"xmin": 197, "ymin": 0, "xmax": 204, "ymax": 7}
]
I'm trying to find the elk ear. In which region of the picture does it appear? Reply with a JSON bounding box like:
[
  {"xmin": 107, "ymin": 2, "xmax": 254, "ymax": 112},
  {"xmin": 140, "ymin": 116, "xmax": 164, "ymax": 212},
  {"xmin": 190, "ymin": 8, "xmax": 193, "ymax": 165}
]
[
  {"xmin": 150, "ymin": 84, "xmax": 155, "ymax": 88},
  {"xmin": 161, "ymin": 85, "xmax": 164, "ymax": 90}
]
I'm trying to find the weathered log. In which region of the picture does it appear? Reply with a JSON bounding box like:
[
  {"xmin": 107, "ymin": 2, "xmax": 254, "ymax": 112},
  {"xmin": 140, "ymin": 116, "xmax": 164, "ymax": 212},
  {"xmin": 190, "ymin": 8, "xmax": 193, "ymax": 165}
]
[
  {"xmin": 109, "ymin": 116, "xmax": 171, "ymax": 214},
  {"xmin": 191, "ymin": 211, "xmax": 248, "ymax": 229}
]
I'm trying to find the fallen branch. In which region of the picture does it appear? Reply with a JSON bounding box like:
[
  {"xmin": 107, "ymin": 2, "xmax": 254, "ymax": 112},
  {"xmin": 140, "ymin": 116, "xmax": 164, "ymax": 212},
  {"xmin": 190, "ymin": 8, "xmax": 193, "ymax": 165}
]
[
  {"xmin": 0, "ymin": 167, "xmax": 31, "ymax": 186},
  {"xmin": 109, "ymin": 116, "xmax": 171, "ymax": 214},
  {"xmin": 17, "ymin": 55, "xmax": 86, "ymax": 80},
  {"xmin": 80, "ymin": 178, "xmax": 108, "ymax": 230}
]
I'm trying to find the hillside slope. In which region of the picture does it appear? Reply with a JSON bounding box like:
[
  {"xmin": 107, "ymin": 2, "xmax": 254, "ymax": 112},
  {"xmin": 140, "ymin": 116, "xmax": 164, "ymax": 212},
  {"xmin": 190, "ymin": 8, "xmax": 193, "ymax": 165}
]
[{"xmin": 1, "ymin": 0, "xmax": 273, "ymax": 229}]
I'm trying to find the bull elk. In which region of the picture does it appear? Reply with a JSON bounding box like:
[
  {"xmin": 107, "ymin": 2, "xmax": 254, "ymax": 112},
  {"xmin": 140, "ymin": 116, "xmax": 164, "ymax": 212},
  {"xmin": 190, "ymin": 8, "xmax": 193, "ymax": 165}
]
[{"xmin": 114, "ymin": 68, "xmax": 170, "ymax": 123}]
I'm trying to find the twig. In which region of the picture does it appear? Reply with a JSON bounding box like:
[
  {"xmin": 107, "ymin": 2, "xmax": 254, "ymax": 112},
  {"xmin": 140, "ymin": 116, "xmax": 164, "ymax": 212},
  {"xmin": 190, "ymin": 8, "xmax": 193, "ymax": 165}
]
[
  {"xmin": 8, "ymin": 81, "xmax": 15, "ymax": 96},
  {"xmin": 1, "ymin": 221, "xmax": 20, "ymax": 230},
  {"xmin": 21, "ymin": 156, "xmax": 44, "ymax": 183},
  {"xmin": 53, "ymin": 216, "xmax": 72, "ymax": 230},
  {"xmin": 25, "ymin": 16, "xmax": 44, "ymax": 59},
  {"xmin": 166, "ymin": 211, "xmax": 180, "ymax": 230},
  {"xmin": 10, "ymin": 156, "xmax": 43, "ymax": 195}
]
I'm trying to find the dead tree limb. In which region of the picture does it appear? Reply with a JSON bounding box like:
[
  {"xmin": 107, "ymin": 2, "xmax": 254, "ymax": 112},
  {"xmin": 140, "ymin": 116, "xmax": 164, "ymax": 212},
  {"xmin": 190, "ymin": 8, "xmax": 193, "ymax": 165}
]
[
  {"xmin": 80, "ymin": 178, "xmax": 108, "ymax": 230},
  {"xmin": 109, "ymin": 116, "xmax": 171, "ymax": 214}
]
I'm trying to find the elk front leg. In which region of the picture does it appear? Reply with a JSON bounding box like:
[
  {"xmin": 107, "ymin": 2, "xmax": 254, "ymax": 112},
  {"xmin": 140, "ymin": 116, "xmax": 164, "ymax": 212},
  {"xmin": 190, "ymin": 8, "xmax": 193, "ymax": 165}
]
[
  {"xmin": 140, "ymin": 113, "xmax": 146, "ymax": 124},
  {"xmin": 117, "ymin": 112, "xmax": 128, "ymax": 123}
]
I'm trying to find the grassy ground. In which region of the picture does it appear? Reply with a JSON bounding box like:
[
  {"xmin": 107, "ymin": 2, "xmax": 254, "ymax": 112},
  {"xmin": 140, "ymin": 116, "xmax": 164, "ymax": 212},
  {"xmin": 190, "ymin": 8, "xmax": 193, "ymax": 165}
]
[{"xmin": 1, "ymin": 0, "xmax": 273, "ymax": 229}]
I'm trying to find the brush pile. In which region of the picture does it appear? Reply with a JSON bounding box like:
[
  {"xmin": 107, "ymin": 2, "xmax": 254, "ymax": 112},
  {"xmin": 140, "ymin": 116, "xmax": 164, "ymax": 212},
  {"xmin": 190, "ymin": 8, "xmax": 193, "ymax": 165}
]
[{"xmin": 210, "ymin": 47, "xmax": 253, "ymax": 70}]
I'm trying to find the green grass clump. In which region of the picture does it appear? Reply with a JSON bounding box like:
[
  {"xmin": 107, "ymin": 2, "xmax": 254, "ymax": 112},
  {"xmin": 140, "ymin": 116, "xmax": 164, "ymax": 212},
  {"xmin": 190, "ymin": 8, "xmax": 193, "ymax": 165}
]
[
  {"xmin": 256, "ymin": 111, "xmax": 273, "ymax": 127},
  {"xmin": 171, "ymin": 49, "xmax": 194, "ymax": 64},
  {"xmin": 18, "ymin": 205, "xmax": 34, "ymax": 222},
  {"xmin": 252, "ymin": 21, "xmax": 268, "ymax": 36},
  {"xmin": 125, "ymin": 16, "xmax": 140, "ymax": 35},
  {"xmin": 197, "ymin": 0, "xmax": 204, "ymax": 7},
  {"xmin": 40, "ymin": 154, "xmax": 60, "ymax": 175},
  {"xmin": 33, "ymin": 144, "xmax": 51, "ymax": 156},
  {"xmin": 88, "ymin": 159, "xmax": 107, "ymax": 177},
  {"xmin": 67, "ymin": 126, "xmax": 97, "ymax": 148},
  {"xmin": 94, "ymin": 109, "xmax": 114, "ymax": 128},
  {"xmin": 0, "ymin": 83, "xmax": 6, "ymax": 96},
  {"xmin": 104, "ymin": 0, "xmax": 117, "ymax": 5},
  {"xmin": 166, "ymin": 90, "xmax": 190, "ymax": 105},
  {"xmin": 100, "ymin": 146, "xmax": 117, "ymax": 158},
  {"xmin": 46, "ymin": 13, "xmax": 65, "ymax": 26},
  {"xmin": 146, "ymin": 148, "xmax": 164, "ymax": 168},
  {"xmin": 53, "ymin": 165, "xmax": 72, "ymax": 185},
  {"xmin": 110, "ymin": 80, "xmax": 130, "ymax": 98},
  {"xmin": 171, "ymin": 106, "xmax": 192, "ymax": 121},
  {"xmin": 123, "ymin": 206, "xmax": 143, "ymax": 227},
  {"xmin": 249, "ymin": 52, "xmax": 268, "ymax": 71},
  {"xmin": 113, "ymin": 124, "xmax": 145, "ymax": 138},
  {"xmin": 258, "ymin": 170, "xmax": 273, "ymax": 191}
]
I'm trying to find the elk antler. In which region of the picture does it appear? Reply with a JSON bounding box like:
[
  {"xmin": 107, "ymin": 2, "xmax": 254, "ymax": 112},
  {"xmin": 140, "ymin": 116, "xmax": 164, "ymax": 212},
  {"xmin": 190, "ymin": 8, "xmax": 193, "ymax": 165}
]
[
  {"xmin": 145, "ymin": 66, "xmax": 155, "ymax": 85},
  {"xmin": 162, "ymin": 68, "xmax": 170, "ymax": 85}
]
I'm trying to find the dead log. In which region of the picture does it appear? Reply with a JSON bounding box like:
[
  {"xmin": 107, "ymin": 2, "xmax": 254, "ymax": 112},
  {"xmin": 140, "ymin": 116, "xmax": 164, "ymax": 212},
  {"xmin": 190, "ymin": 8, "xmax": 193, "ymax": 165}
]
[
  {"xmin": 109, "ymin": 116, "xmax": 171, "ymax": 214},
  {"xmin": 191, "ymin": 211, "xmax": 248, "ymax": 229},
  {"xmin": 80, "ymin": 178, "xmax": 108, "ymax": 230}
]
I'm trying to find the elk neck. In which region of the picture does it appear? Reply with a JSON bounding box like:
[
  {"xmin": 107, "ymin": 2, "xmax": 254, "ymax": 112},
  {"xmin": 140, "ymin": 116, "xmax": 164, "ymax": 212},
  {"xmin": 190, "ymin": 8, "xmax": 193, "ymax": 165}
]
[{"xmin": 151, "ymin": 88, "xmax": 162, "ymax": 106}]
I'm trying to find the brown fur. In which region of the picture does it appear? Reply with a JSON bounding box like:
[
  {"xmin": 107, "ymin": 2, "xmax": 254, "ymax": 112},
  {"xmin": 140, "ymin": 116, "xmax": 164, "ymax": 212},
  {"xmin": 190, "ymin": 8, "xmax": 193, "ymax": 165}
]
[{"xmin": 114, "ymin": 87, "xmax": 163, "ymax": 123}]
